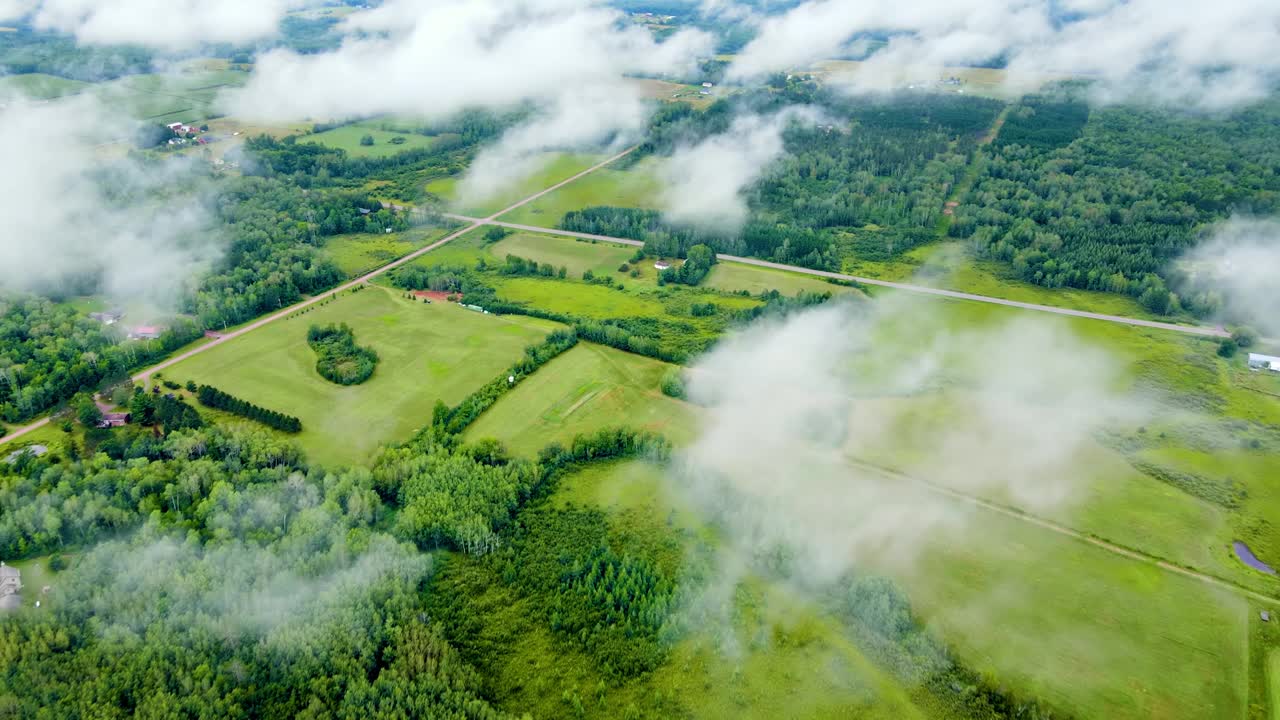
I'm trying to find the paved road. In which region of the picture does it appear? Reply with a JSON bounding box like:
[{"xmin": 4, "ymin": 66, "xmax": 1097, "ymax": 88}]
[
  {"xmin": 0, "ymin": 148, "xmax": 638, "ymax": 447},
  {"xmin": 849, "ymin": 457, "xmax": 1280, "ymax": 605},
  {"xmin": 446, "ymin": 215, "xmax": 1230, "ymax": 340}
]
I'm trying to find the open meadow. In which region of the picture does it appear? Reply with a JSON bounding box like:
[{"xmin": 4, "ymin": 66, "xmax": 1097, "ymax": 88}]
[
  {"xmin": 322, "ymin": 226, "xmax": 454, "ymax": 278},
  {"xmin": 426, "ymin": 152, "xmax": 606, "ymax": 217},
  {"xmin": 303, "ymin": 122, "xmax": 439, "ymax": 158},
  {"xmin": 164, "ymin": 285, "xmax": 560, "ymax": 467}
]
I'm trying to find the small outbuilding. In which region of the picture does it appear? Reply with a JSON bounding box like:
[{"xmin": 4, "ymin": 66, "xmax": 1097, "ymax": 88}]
[
  {"xmin": 654, "ymin": 261, "xmax": 671, "ymax": 271},
  {"xmin": 1262, "ymin": 610, "xmax": 1272, "ymax": 622},
  {"xmin": 128, "ymin": 326, "xmax": 165, "ymax": 341},
  {"xmin": 0, "ymin": 562, "xmax": 21, "ymax": 601}
]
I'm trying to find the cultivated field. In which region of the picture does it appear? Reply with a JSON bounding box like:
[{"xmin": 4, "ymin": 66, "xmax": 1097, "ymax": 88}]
[{"xmin": 164, "ymin": 285, "xmax": 560, "ymax": 467}]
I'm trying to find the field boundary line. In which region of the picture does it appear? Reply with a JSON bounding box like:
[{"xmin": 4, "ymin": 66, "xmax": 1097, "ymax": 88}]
[
  {"xmin": 0, "ymin": 147, "xmax": 637, "ymax": 447},
  {"xmin": 846, "ymin": 456, "xmax": 1280, "ymax": 606},
  {"xmin": 442, "ymin": 215, "xmax": 1229, "ymax": 340}
]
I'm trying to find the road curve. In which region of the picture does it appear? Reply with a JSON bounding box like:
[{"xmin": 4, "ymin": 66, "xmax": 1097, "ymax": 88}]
[
  {"xmin": 446, "ymin": 215, "xmax": 1229, "ymax": 340},
  {"xmin": 0, "ymin": 148, "xmax": 639, "ymax": 447}
]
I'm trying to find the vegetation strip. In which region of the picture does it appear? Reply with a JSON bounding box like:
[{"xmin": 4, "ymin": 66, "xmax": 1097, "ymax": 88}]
[{"xmin": 196, "ymin": 385, "xmax": 302, "ymax": 433}]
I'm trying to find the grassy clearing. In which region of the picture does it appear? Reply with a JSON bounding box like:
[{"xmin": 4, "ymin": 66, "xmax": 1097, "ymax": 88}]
[
  {"xmin": 303, "ymin": 123, "xmax": 437, "ymax": 158},
  {"xmin": 322, "ymin": 226, "xmax": 452, "ymax": 277},
  {"xmin": 705, "ymin": 261, "xmax": 856, "ymax": 297},
  {"xmin": 488, "ymin": 233, "xmax": 638, "ymax": 279},
  {"xmin": 865, "ymin": 496, "xmax": 1249, "ymax": 720},
  {"xmin": 463, "ymin": 343, "xmax": 696, "ymax": 457},
  {"xmin": 164, "ymin": 285, "xmax": 559, "ymax": 467},
  {"xmin": 426, "ymin": 152, "xmax": 605, "ymax": 218},
  {"xmin": 499, "ymin": 158, "xmax": 663, "ymax": 227},
  {"xmin": 491, "ymin": 276, "xmax": 668, "ymax": 319},
  {"xmin": 91, "ymin": 69, "xmax": 249, "ymax": 121}
]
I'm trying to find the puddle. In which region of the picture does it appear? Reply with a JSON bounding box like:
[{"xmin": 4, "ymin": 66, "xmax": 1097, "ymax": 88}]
[{"xmin": 1233, "ymin": 541, "xmax": 1276, "ymax": 575}]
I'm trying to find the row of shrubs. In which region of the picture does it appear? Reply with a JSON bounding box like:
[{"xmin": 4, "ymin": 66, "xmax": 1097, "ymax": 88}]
[{"xmin": 195, "ymin": 385, "xmax": 303, "ymax": 433}]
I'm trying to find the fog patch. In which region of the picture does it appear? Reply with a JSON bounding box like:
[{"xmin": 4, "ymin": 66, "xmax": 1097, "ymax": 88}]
[
  {"xmin": 669, "ymin": 291, "xmax": 1148, "ymax": 602},
  {"xmin": 0, "ymin": 93, "xmax": 222, "ymax": 309},
  {"xmin": 659, "ymin": 107, "xmax": 820, "ymax": 232},
  {"xmin": 25, "ymin": 0, "xmax": 297, "ymax": 50},
  {"xmin": 1178, "ymin": 216, "xmax": 1280, "ymax": 339}
]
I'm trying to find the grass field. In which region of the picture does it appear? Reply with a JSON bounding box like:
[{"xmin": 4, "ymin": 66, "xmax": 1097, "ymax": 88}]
[
  {"xmin": 489, "ymin": 232, "xmax": 638, "ymax": 278},
  {"xmin": 303, "ymin": 123, "xmax": 437, "ymax": 158},
  {"xmin": 0, "ymin": 73, "xmax": 89, "ymax": 99},
  {"xmin": 322, "ymin": 226, "xmax": 452, "ymax": 277},
  {"xmin": 704, "ymin": 261, "xmax": 857, "ymax": 297},
  {"xmin": 463, "ymin": 343, "xmax": 696, "ymax": 456},
  {"xmin": 163, "ymin": 285, "xmax": 560, "ymax": 467},
  {"xmin": 491, "ymin": 276, "xmax": 668, "ymax": 319},
  {"xmin": 498, "ymin": 158, "xmax": 662, "ymax": 228},
  {"xmin": 427, "ymin": 152, "xmax": 605, "ymax": 217}
]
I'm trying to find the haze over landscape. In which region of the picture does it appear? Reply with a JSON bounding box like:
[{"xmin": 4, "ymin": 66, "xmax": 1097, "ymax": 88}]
[{"xmin": 0, "ymin": 2, "xmax": 1278, "ymax": 718}]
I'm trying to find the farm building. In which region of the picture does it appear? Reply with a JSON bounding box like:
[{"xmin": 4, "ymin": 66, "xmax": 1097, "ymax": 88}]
[
  {"xmin": 654, "ymin": 261, "xmax": 671, "ymax": 271},
  {"xmin": 1248, "ymin": 353, "xmax": 1280, "ymax": 372},
  {"xmin": 128, "ymin": 326, "xmax": 164, "ymax": 340}
]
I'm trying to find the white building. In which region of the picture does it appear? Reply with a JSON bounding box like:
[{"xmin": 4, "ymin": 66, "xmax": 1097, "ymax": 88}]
[
  {"xmin": 1248, "ymin": 353, "xmax": 1280, "ymax": 372},
  {"xmin": 0, "ymin": 563, "xmax": 20, "ymax": 597}
]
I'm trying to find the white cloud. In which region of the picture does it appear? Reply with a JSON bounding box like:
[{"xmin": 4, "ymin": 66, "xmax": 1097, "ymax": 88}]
[
  {"xmin": 227, "ymin": 0, "xmax": 713, "ymax": 197},
  {"xmin": 0, "ymin": 93, "xmax": 221, "ymax": 307},
  {"xmin": 29, "ymin": 0, "xmax": 296, "ymax": 50},
  {"xmin": 724, "ymin": 0, "xmax": 1280, "ymax": 108},
  {"xmin": 659, "ymin": 107, "xmax": 819, "ymax": 231},
  {"xmin": 673, "ymin": 293, "xmax": 1147, "ymax": 584},
  {"xmin": 1178, "ymin": 217, "xmax": 1280, "ymax": 338}
]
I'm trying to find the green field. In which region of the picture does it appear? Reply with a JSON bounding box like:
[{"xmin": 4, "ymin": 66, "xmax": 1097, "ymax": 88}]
[
  {"xmin": 164, "ymin": 286, "xmax": 560, "ymax": 467},
  {"xmin": 0, "ymin": 73, "xmax": 89, "ymax": 99},
  {"xmin": 304, "ymin": 123, "xmax": 438, "ymax": 158},
  {"xmin": 704, "ymin": 261, "xmax": 857, "ymax": 297},
  {"xmin": 489, "ymin": 232, "xmax": 639, "ymax": 279},
  {"xmin": 426, "ymin": 152, "xmax": 605, "ymax": 217},
  {"xmin": 322, "ymin": 227, "xmax": 452, "ymax": 277},
  {"xmin": 464, "ymin": 343, "xmax": 696, "ymax": 456},
  {"xmin": 498, "ymin": 158, "xmax": 662, "ymax": 227}
]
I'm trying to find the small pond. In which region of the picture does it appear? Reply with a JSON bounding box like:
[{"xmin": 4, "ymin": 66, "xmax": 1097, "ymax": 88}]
[{"xmin": 1233, "ymin": 541, "xmax": 1276, "ymax": 575}]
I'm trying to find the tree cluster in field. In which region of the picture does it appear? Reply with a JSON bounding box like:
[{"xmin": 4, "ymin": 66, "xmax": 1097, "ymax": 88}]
[
  {"xmin": 196, "ymin": 384, "xmax": 302, "ymax": 433},
  {"xmin": 0, "ymin": 297, "xmax": 205, "ymax": 423},
  {"xmin": 128, "ymin": 388, "xmax": 204, "ymax": 434},
  {"xmin": 308, "ymin": 323, "xmax": 379, "ymax": 385},
  {"xmin": 434, "ymin": 329, "xmax": 579, "ymax": 435},
  {"xmin": 499, "ymin": 253, "xmax": 567, "ymax": 279},
  {"xmin": 659, "ymin": 244, "xmax": 716, "ymax": 286},
  {"xmin": 954, "ymin": 95, "xmax": 1280, "ymax": 315}
]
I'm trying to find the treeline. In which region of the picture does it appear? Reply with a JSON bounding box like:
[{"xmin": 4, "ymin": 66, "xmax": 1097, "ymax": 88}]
[
  {"xmin": 830, "ymin": 572, "xmax": 1069, "ymax": 720},
  {"xmin": 128, "ymin": 389, "xmax": 203, "ymax": 434},
  {"xmin": 956, "ymin": 97, "xmax": 1280, "ymax": 314},
  {"xmin": 196, "ymin": 384, "xmax": 303, "ymax": 433},
  {"xmin": 434, "ymin": 329, "xmax": 579, "ymax": 435},
  {"xmin": 661, "ymin": 244, "xmax": 716, "ymax": 285},
  {"xmin": 308, "ymin": 323, "xmax": 379, "ymax": 385}
]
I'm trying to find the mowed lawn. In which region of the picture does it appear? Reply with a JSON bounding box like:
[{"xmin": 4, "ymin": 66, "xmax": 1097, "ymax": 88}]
[
  {"xmin": 464, "ymin": 343, "xmax": 696, "ymax": 457},
  {"xmin": 167, "ymin": 286, "xmax": 559, "ymax": 467},
  {"xmin": 304, "ymin": 124, "xmax": 437, "ymax": 158},
  {"xmin": 498, "ymin": 158, "xmax": 662, "ymax": 228}
]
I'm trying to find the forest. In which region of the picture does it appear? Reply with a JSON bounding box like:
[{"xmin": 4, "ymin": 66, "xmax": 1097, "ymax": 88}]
[
  {"xmin": 308, "ymin": 323, "xmax": 380, "ymax": 386},
  {"xmin": 568, "ymin": 88, "xmax": 1004, "ymax": 270},
  {"xmin": 953, "ymin": 94, "xmax": 1280, "ymax": 314}
]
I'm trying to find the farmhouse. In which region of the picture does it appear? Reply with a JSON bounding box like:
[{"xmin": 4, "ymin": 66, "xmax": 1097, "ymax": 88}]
[
  {"xmin": 128, "ymin": 326, "xmax": 164, "ymax": 340},
  {"xmin": 1248, "ymin": 353, "xmax": 1280, "ymax": 372},
  {"xmin": 98, "ymin": 412, "xmax": 130, "ymax": 428}
]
